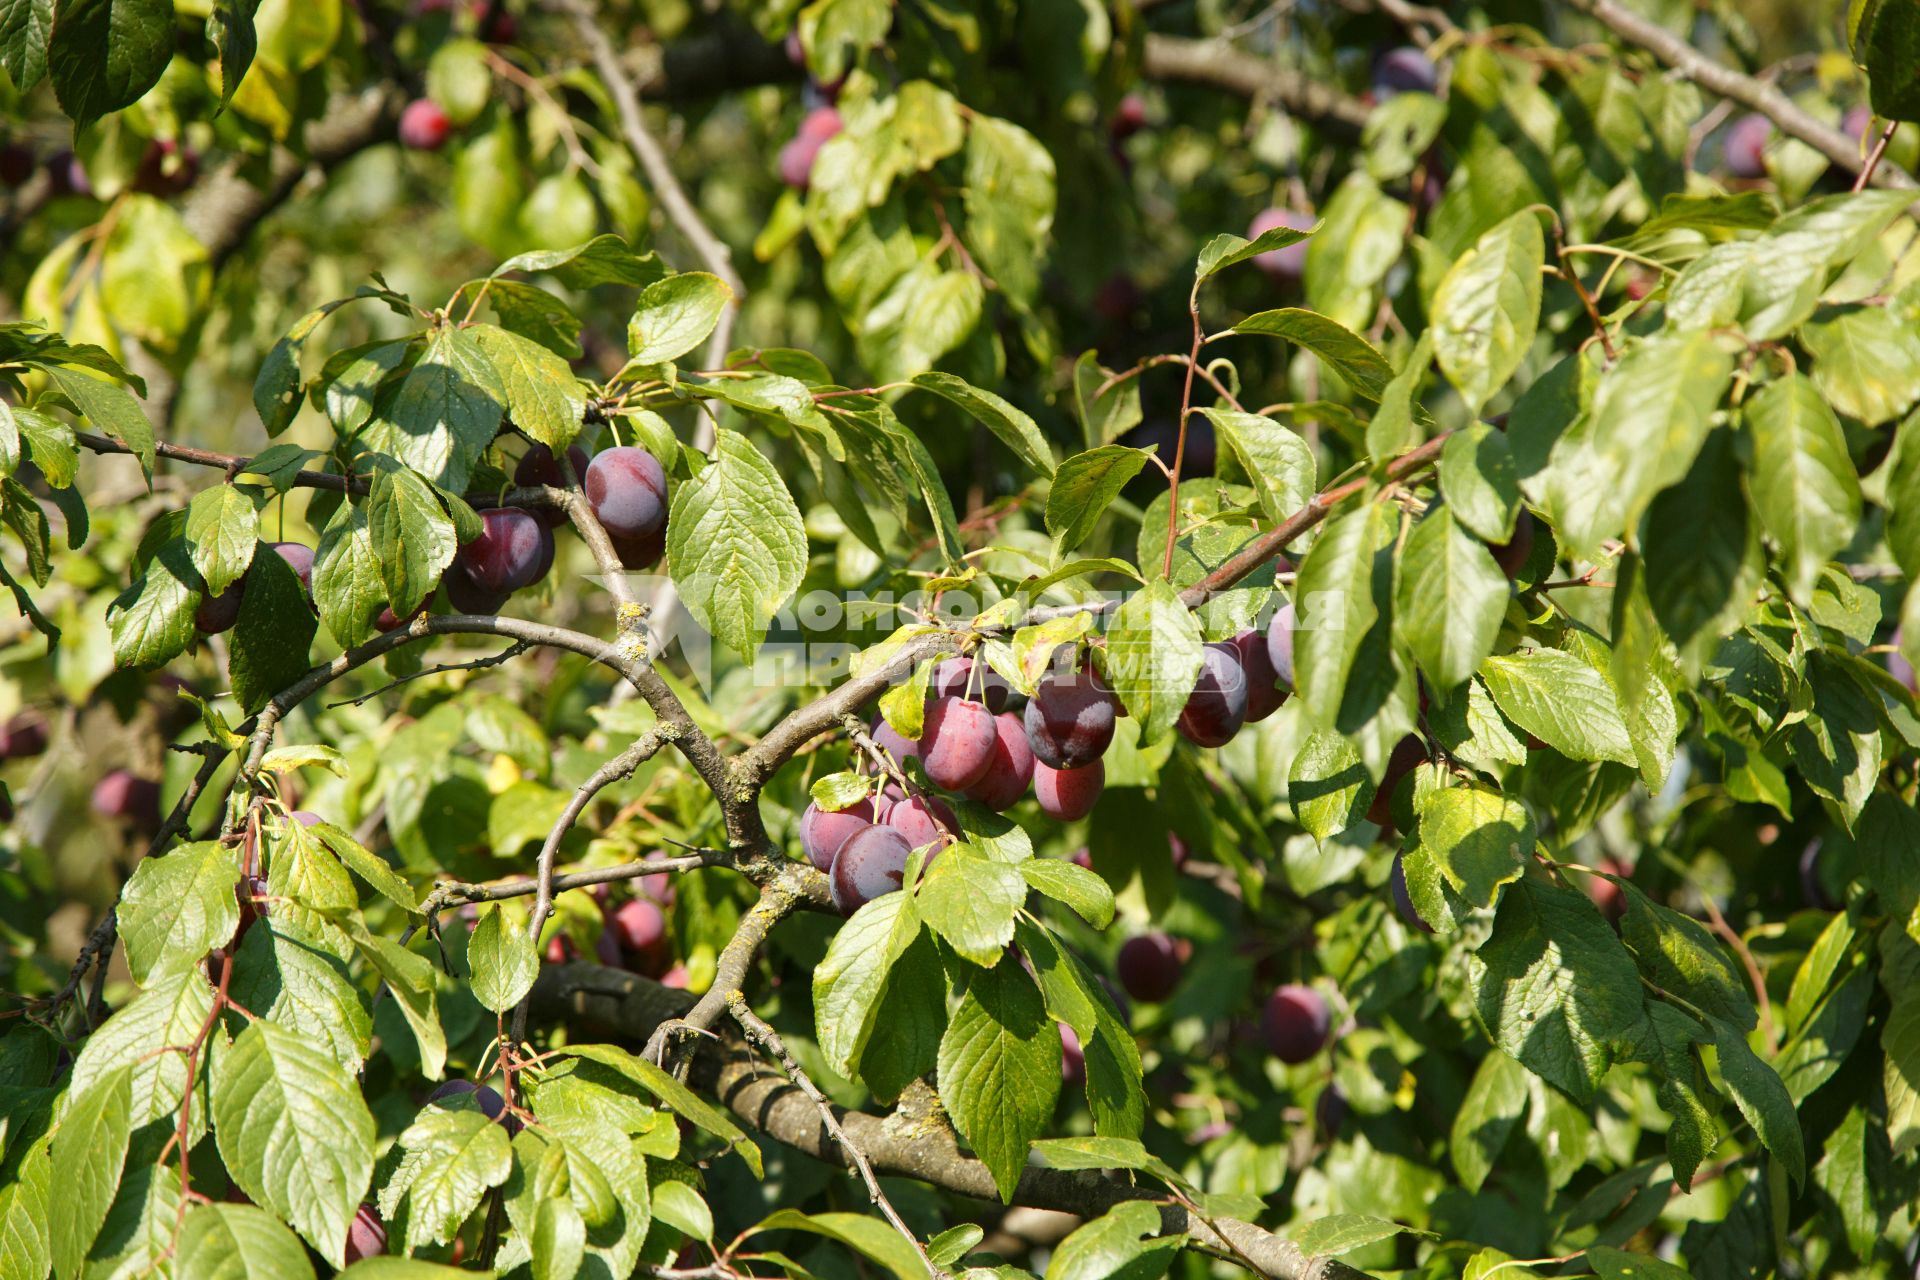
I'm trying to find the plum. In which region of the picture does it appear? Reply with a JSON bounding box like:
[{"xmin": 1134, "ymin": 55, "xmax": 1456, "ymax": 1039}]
[
  {"xmin": 0, "ymin": 142, "xmax": 31, "ymax": 188},
  {"xmin": 457, "ymin": 507, "xmax": 552, "ymax": 593},
  {"xmin": 778, "ymin": 106, "xmax": 843, "ymax": 189},
  {"xmin": 1024, "ymin": 668, "xmax": 1118, "ymax": 769},
  {"xmin": 344, "ymin": 1204, "xmax": 387, "ymax": 1263},
  {"xmin": 1723, "ymin": 113, "xmax": 1770, "ymax": 178},
  {"xmin": 829, "ymin": 824, "xmax": 912, "ymax": 914},
  {"xmin": 964, "ymin": 712, "xmax": 1034, "ymax": 811},
  {"xmin": 195, "ymin": 585, "xmax": 243, "ymax": 634},
  {"xmin": 443, "ymin": 566, "xmax": 510, "ymax": 615},
  {"xmin": 1265, "ymin": 601, "xmax": 1296, "ymax": 690},
  {"xmin": 47, "ymin": 151, "xmax": 91, "ymax": 197},
  {"xmin": 1888, "ymin": 626, "xmax": 1915, "ymax": 691},
  {"xmin": 1230, "ymin": 628, "xmax": 1287, "ymax": 723},
  {"xmin": 1799, "ymin": 838, "xmax": 1837, "ymax": 911},
  {"xmin": 1315, "ymin": 1085, "xmax": 1348, "ymax": 1135},
  {"xmin": 269, "ymin": 541, "xmax": 316, "ymax": 594},
  {"xmin": 869, "ymin": 717, "xmax": 922, "ymax": 769},
  {"xmin": 920, "ymin": 696, "xmax": 998, "ymax": 790},
  {"xmin": 608, "ymin": 898, "xmax": 671, "ymax": 974},
  {"xmin": 929, "ymin": 656, "xmax": 1014, "ymax": 714},
  {"xmin": 513, "ymin": 443, "xmax": 592, "ymax": 527},
  {"xmin": 1585, "ymin": 857, "xmax": 1627, "ymax": 924},
  {"xmin": 1261, "ymin": 983, "xmax": 1331, "ymax": 1063},
  {"xmin": 1390, "ymin": 853, "xmax": 1434, "ymax": 934},
  {"xmin": 1177, "ymin": 642, "xmax": 1249, "ymax": 748},
  {"xmin": 1060, "ymin": 1023, "xmax": 1085, "ymax": 1085},
  {"xmin": 886, "ymin": 792, "xmax": 956, "ymax": 854},
  {"xmin": 428, "ymin": 1078, "xmax": 516, "ymax": 1131},
  {"xmin": 1248, "ymin": 207, "xmax": 1313, "ymax": 283},
  {"xmin": 92, "ymin": 769, "xmax": 162, "ymax": 832},
  {"xmin": 1489, "ymin": 509, "xmax": 1534, "ymax": 580},
  {"xmin": 375, "ymin": 599, "xmax": 428, "ymax": 632},
  {"xmin": 1373, "ymin": 46, "xmax": 1438, "ymax": 96},
  {"xmin": 584, "ymin": 447, "xmax": 667, "ymax": 539},
  {"xmin": 399, "ymin": 99, "xmax": 453, "ymax": 150},
  {"xmin": 0, "ymin": 713, "xmax": 47, "ymax": 759},
  {"xmin": 1110, "ymin": 93, "xmax": 1148, "ymax": 140},
  {"xmin": 132, "ymin": 138, "xmax": 198, "ymax": 196},
  {"xmin": 1116, "ymin": 932, "xmax": 1181, "ymax": 1003},
  {"xmin": 612, "ymin": 528, "xmax": 666, "ymax": 571},
  {"xmin": 1366, "ymin": 736, "xmax": 1425, "ymax": 829},
  {"xmin": 1033, "ymin": 759, "xmax": 1103, "ymax": 822},
  {"xmin": 800, "ymin": 796, "xmax": 881, "ymax": 871}
]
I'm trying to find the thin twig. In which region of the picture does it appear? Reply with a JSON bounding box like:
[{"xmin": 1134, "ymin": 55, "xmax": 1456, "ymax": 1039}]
[
  {"xmin": 1698, "ymin": 892, "xmax": 1775, "ymax": 1050},
  {"xmin": 327, "ymin": 641, "xmax": 531, "ymax": 708},
  {"xmin": 1854, "ymin": 117, "xmax": 1899, "ymax": 193}
]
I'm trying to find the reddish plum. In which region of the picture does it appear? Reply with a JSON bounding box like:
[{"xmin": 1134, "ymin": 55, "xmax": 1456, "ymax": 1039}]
[
  {"xmin": 1265, "ymin": 601, "xmax": 1296, "ymax": 691},
  {"xmin": 964, "ymin": 713, "xmax": 1034, "ymax": 811},
  {"xmin": 1023, "ymin": 668, "xmax": 1117, "ymax": 769},
  {"xmin": 1366, "ymin": 736, "xmax": 1425, "ymax": 828},
  {"xmin": 399, "ymin": 99, "xmax": 453, "ymax": 150},
  {"xmin": 800, "ymin": 796, "xmax": 881, "ymax": 871},
  {"xmin": 513, "ymin": 443, "xmax": 592, "ymax": 527},
  {"xmin": 457, "ymin": 507, "xmax": 551, "ymax": 593},
  {"xmin": 920, "ymin": 696, "xmax": 998, "ymax": 791},
  {"xmin": 869, "ymin": 717, "xmax": 922, "ymax": 769},
  {"xmin": 929, "ymin": 656, "xmax": 1014, "ymax": 713},
  {"xmin": 1248, "ymin": 208, "xmax": 1312, "ymax": 283},
  {"xmin": 886, "ymin": 792, "xmax": 956, "ymax": 854},
  {"xmin": 344, "ymin": 1205, "xmax": 387, "ymax": 1263},
  {"xmin": 1261, "ymin": 984, "xmax": 1331, "ymax": 1063},
  {"xmin": 92, "ymin": 769, "xmax": 161, "ymax": 831},
  {"xmin": 1390, "ymin": 853, "xmax": 1434, "ymax": 934},
  {"xmin": 1177, "ymin": 642, "xmax": 1249, "ymax": 747},
  {"xmin": 829, "ymin": 824, "xmax": 912, "ymax": 914},
  {"xmin": 443, "ymin": 566, "xmax": 510, "ymax": 615},
  {"xmin": 584, "ymin": 447, "xmax": 667, "ymax": 538},
  {"xmin": 0, "ymin": 713, "xmax": 47, "ymax": 759},
  {"xmin": 1723, "ymin": 113, "xmax": 1770, "ymax": 178},
  {"xmin": 1033, "ymin": 759, "xmax": 1103, "ymax": 822}
]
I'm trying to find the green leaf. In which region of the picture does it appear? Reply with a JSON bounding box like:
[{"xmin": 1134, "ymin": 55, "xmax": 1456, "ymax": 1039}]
[
  {"xmin": 494, "ymin": 234, "xmax": 661, "ymax": 288},
  {"xmin": 938, "ymin": 960, "xmax": 1061, "ymax": 1201},
  {"xmin": 312, "ymin": 499, "xmax": 386, "ymax": 649},
  {"xmin": 649, "ymin": 1178, "xmax": 711, "ymax": 1243},
  {"xmin": 1741, "ymin": 373, "xmax": 1862, "ymax": 601},
  {"xmin": 8, "ymin": 402, "xmax": 78, "ymax": 487},
  {"xmin": 1293, "ymin": 502, "xmax": 1394, "ymax": 725},
  {"xmin": 309, "ymin": 820, "xmax": 416, "ymax": 912},
  {"xmin": 1288, "ymin": 1214, "xmax": 1420, "ymax": 1258},
  {"xmin": 910, "ymin": 372, "xmax": 1055, "ymax": 476},
  {"xmin": 1642, "ymin": 428, "xmax": 1761, "ymax": 656},
  {"xmin": 1431, "ymin": 209, "xmax": 1544, "ymax": 414},
  {"xmin": 46, "ymin": 366, "xmax": 155, "ymax": 480},
  {"xmin": 564, "ymin": 1043, "xmax": 761, "ymax": 1175},
  {"xmin": 1230, "ymin": 309, "xmax": 1393, "ymax": 401},
  {"xmin": 666, "ymin": 429, "xmax": 807, "ymax": 662},
  {"xmin": 953, "ymin": 800, "xmax": 1035, "ymax": 865},
  {"xmin": 1852, "ymin": 0, "xmax": 1920, "ymax": 121},
  {"xmin": 368, "ymin": 464, "xmax": 457, "ymax": 619},
  {"xmin": 1883, "ymin": 998, "xmax": 1920, "ymax": 1157},
  {"xmin": 108, "ymin": 544, "xmax": 197, "ymax": 671},
  {"xmin": 1709, "ymin": 1017, "xmax": 1806, "ymax": 1188},
  {"xmin": 918, "ymin": 846, "xmax": 1027, "ymax": 966},
  {"xmin": 928, "ymin": 1224, "xmax": 984, "ymax": 1267},
  {"xmin": 230, "ymin": 541, "xmax": 318, "ymax": 715},
  {"xmin": 1196, "ymin": 220, "xmax": 1315, "ymax": 282},
  {"xmin": 747, "ymin": 1209, "xmax": 925, "ymax": 1280},
  {"xmin": 1540, "ymin": 332, "xmax": 1733, "ymax": 559},
  {"xmin": 1365, "ymin": 329, "xmax": 1433, "ymax": 459},
  {"xmin": 469, "ymin": 323, "xmax": 586, "ymax": 450},
  {"xmin": 1019, "ymin": 858, "xmax": 1114, "ymax": 929},
  {"xmin": 0, "ymin": 0, "xmax": 53, "ymax": 92},
  {"xmin": 530, "ymin": 1197, "xmax": 586, "ymax": 1280},
  {"xmin": 627, "ymin": 272, "xmax": 732, "ymax": 364},
  {"xmin": 810, "ymin": 771, "xmax": 873, "ymax": 811},
  {"xmin": 185, "ymin": 484, "xmax": 260, "ymax": 597},
  {"xmin": 1045, "ymin": 1201, "xmax": 1181, "ymax": 1280},
  {"xmin": 117, "ymin": 841, "xmax": 240, "ymax": 984},
  {"xmin": 1468, "ymin": 879, "xmax": 1644, "ymax": 1103},
  {"xmin": 350, "ymin": 930, "xmax": 447, "ymax": 1080},
  {"xmin": 1288, "ymin": 731, "xmax": 1373, "ymax": 840},
  {"xmin": 229, "ymin": 911, "xmax": 370, "ymax": 1073},
  {"xmin": 1413, "ymin": 784, "xmax": 1533, "ymax": 908},
  {"xmin": 1394, "ymin": 506, "xmax": 1506, "ymax": 691},
  {"xmin": 359, "ymin": 326, "xmax": 505, "ymax": 493},
  {"xmin": 253, "ymin": 299, "xmax": 361, "ymax": 436},
  {"xmin": 1017, "ymin": 923, "xmax": 1143, "ymax": 1139},
  {"xmin": 67, "ymin": 969, "xmax": 215, "ymax": 1130},
  {"xmin": 379, "ymin": 1105, "xmax": 513, "ymax": 1250},
  {"xmin": 1480, "ymin": 648, "xmax": 1637, "ymax": 766},
  {"xmin": 468, "ymin": 905, "xmax": 538, "ymax": 1013},
  {"xmin": 1030, "ymin": 1135, "xmax": 1184, "ymax": 1185},
  {"xmin": 1799, "ymin": 301, "xmax": 1920, "ymax": 426},
  {"xmin": 1204, "ymin": 409, "xmax": 1315, "ymax": 526},
  {"xmin": 0, "ymin": 1134, "xmax": 52, "ymax": 1280},
  {"xmin": 1305, "ymin": 173, "xmax": 1408, "ymax": 332},
  {"xmin": 814, "ymin": 892, "xmax": 921, "ymax": 1078},
  {"xmin": 1587, "ymin": 1246, "xmax": 1693, "ymax": 1280},
  {"xmin": 1740, "ymin": 191, "xmax": 1911, "ymax": 340},
  {"xmin": 205, "ymin": 0, "xmax": 257, "ymax": 108},
  {"xmin": 962, "ymin": 116, "xmax": 1055, "ymax": 309},
  {"xmin": 1072, "ymin": 349, "xmax": 1142, "ymax": 449},
  {"xmin": 1449, "ymin": 1049, "xmax": 1529, "ymax": 1192},
  {"xmin": 1439, "ymin": 424, "xmax": 1522, "ymax": 544},
  {"xmin": 176, "ymin": 1202, "xmax": 317, "ymax": 1280},
  {"xmin": 1045, "ymin": 446, "xmax": 1152, "ymax": 552},
  {"xmin": 1102, "ymin": 578, "xmax": 1204, "ymax": 745},
  {"xmin": 83, "ymin": 1150, "xmax": 181, "ymax": 1279},
  {"xmin": 213, "ymin": 1018, "xmax": 376, "ymax": 1266},
  {"xmin": 1619, "ymin": 885, "xmax": 1756, "ymax": 1033},
  {"xmin": 44, "ymin": 0, "xmax": 173, "ymax": 128},
  {"xmin": 49, "ymin": 1065, "xmax": 131, "ymax": 1280}
]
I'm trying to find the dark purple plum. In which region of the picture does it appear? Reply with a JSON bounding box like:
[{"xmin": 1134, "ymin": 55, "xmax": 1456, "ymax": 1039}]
[
  {"xmin": 964, "ymin": 712, "xmax": 1034, "ymax": 811},
  {"xmin": 1366, "ymin": 736, "xmax": 1425, "ymax": 828},
  {"xmin": 1724, "ymin": 113, "xmax": 1770, "ymax": 178},
  {"xmin": 1261, "ymin": 984, "xmax": 1331, "ymax": 1063},
  {"xmin": 1116, "ymin": 933, "xmax": 1181, "ymax": 1003},
  {"xmin": 514, "ymin": 443, "xmax": 592, "ymax": 527},
  {"xmin": 929, "ymin": 656, "xmax": 1014, "ymax": 713},
  {"xmin": 1489, "ymin": 509, "xmax": 1534, "ymax": 581},
  {"xmin": 1033, "ymin": 759, "xmax": 1103, "ymax": 822},
  {"xmin": 92, "ymin": 769, "xmax": 161, "ymax": 832},
  {"xmin": 1390, "ymin": 853, "xmax": 1434, "ymax": 934},
  {"xmin": 920, "ymin": 696, "xmax": 998, "ymax": 791},
  {"xmin": 1799, "ymin": 838, "xmax": 1837, "ymax": 911},
  {"xmin": 428, "ymin": 1078, "xmax": 517, "ymax": 1131},
  {"xmin": 1024, "ymin": 668, "xmax": 1118, "ymax": 769},
  {"xmin": 457, "ymin": 507, "xmax": 551, "ymax": 593},
  {"xmin": 195, "ymin": 584, "xmax": 243, "ymax": 634},
  {"xmin": 830, "ymin": 824, "xmax": 912, "ymax": 914},
  {"xmin": 1248, "ymin": 208, "xmax": 1312, "ymax": 283},
  {"xmin": 375, "ymin": 600, "xmax": 428, "ymax": 632},
  {"xmin": 1177, "ymin": 642, "xmax": 1250, "ymax": 748},
  {"xmin": 1887, "ymin": 627, "xmax": 1915, "ymax": 692},
  {"xmin": 443, "ymin": 566, "xmax": 510, "ymax": 615},
  {"xmin": 886, "ymin": 792, "xmax": 956, "ymax": 854},
  {"xmin": 1230, "ymin": 628, "xmax": 1286, "ymax": 723},
  {"xmin": 800, "ymin": 796, "xmax": 881, "ymax": 871},
  {"xmin": 131, "ymin": 138, "xmax": 198, "ymax": 196},
  {"xmin": 584, "ymin": 447, "xmax": 667, "ymax": 538},
  {"xmin": 0, "ymin": 713, "xmax": 47, "ymax": 759},
  {"xmin": 344, "ymin": 1204, "xmax": 387, "ymax": 1263},
  {"xmin": 0, "ymin": 142, "xmax": 31, "ymax": 188},
  {"xmin": 1265, "ymin": 602, "xmax": 1296, "ymax": 690},
  {"xmin": 612, "ymin": 528, "xmax": 666, "ymax": 571},
  {"xmin": 1372, "ymin": 46, "xmax": 1437, "ymax": 96},
  {"xmin": 399, "ymin": 99, "xmax": 453, "ymax": 150},
  {"xmin": 1315, "ymin": 1085, "xmax": 1348, "ymax": 1135}
]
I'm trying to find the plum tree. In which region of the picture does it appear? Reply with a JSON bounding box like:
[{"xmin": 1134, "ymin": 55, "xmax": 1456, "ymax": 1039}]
[
  {"xmin": 1724, "ymin": 113, "xmax": 1771, "ymax": 177},
  {"xmin": 1116, "ymin": 933, "xmax": 1181, "ymax": 1003},
  {"xmin": 399, "ymin": 99, "xmax": 454, "ymax": 150},
  {"xmin": 515, "ymin": 444, "xmax": 594, "ymax": 527},
  {"xmin": 1247, "ymin": 207, "xmax": 1312, "ymax": 283},
  {"xmin": 1372, "ymin": 46, "xmax": 1437, "ymax": 96},
  {"xmin": 1264, "ymin": 601, "xmax": 1296, "ymax": 690},
  {"xmin": 1229, "ymin": 628, "xmax": 1287, "ymax": 723},
  {"xmin": 829, "ymin": 825, "xmax": 912, "ymax": 914},
  {"xmin": 963, "ymin": 712, "xmax": 1034, "ymax": 811},
  {"xmin": 1032, "ymin": 759, "xmax": 1103, "ymax": 822},
  {"xmin": 91, "ymin": 769, "xmax": 161, "ymax": 831},
  {"xmin": 584, "ymin": 446, "xmax": 668, "ymax": 538},
  {"xmin": 1176, "ymin": 642, "xmax": 1249, "ymax": 747},
  {"xmin": 1367, "ymin": 735, "xmax": 1426, "ymax": 828},
  {"xmin": 799, "ymin": 796, "xmax": 881, "ymax": 871},
  {"xmin": 886, "ymin": 792, "xmax": 955, "ymax": 853},
  {"xmin": 918, "ymin": 695, "xmax": 998, "ymax": 790},
  {"xmin": 1261, "ymin": 984, "xmax": 1331, "ymax": 1063},
  {"xmin": 1024, "ymin": 667, "xmax": 1118, "ymax": 769},
  {"xmin": 456, "ymin": 507, "xmax": 553, "ymax": 594}
]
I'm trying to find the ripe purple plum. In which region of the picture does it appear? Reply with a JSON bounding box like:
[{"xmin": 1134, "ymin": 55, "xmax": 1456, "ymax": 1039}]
[
  {"xmin": 1723, "ymin": 113, "xmax": 1770, "ymax": 178},
  {"xmin": 584, "ymin": 447, "xmax": 668, "ymax": 538},
  {"xmin": 1116, "ymin": 933, "xmax": 1181, "ymax": 1003},
  {"xmin": 929, "ymin": 656, "xmax": 1015, "ymax": 713},
  {"xmin": 1844, "ymin": 105, "xmax": 1876, "ymax": 146},
  {"xmin": 428, "ymin": 1078, "xmax": 516, "ymax": 1130},
  {"xmin": 443, "ymin": 566, "xmax": 511, "ymax": 615},
  {"xmin": 1373, "ymin": 46, "xmax": 1438, "ymax": 96},
  {"xmin": 270, "ymin": 541, "xmax": 316, "ymax": 594},
  {"xmin": 869, "ymin": 717, "xmax": 922, "ymax": 769},
  {"xmin": 919, "ymin": 696, "xmax": 998, "ymax": 790},
  {"xmin": 1489, "ymin": 509, "xmax": 1535, "ymax": 580},
  {"xmin": 399, "ymin": 99, "xmax": 454, "ymax": 150},
  {"xmin": 1887, "ymin": 627, "xmax": 1915, "ymax": 691},
  {"xmin": 375, "ymin": 600, "xmax": 428, "ymax": 633},
  {"xmin": 0, "ymin": 142, "xmax": 32, "ymax": 188},
  {"xmin": 195, "ymin": 585, "xmax": 242, "ymax": 634},
  {"xmin": 1390, "ymin": 853, "xmax": 1434, "ymax": 934},
  {"xmin": 1230, "ymin": 628, "xmax": 1287, "ymax": 722},
  {"xmin": 609, "ymin": 898, "xmax": 672, "ymax": 974},
  {"xmin": 778, "ymin": 107, "xmax": 843, "ymax": 189},
  {"xmin": 1586, "ymin": 857, "xmax": 1628, "ymax": 924},
  {"xmin": 1033, "ymin": 759, "xmax": 1103, "ymax": 822},
  {"xmin": 612, "ymin": 528, "xmax": 666, "ymax": 571},
  {"xmin": 800, "ymin": 796, "xmax": 881, "ymax": 871},
  {"xmin": 92, "ymin": 769, "xmax": 162, "ymax": 832},
  {"xmin": 1265, "ymin": 601, "xmax": 1296, "ymax": 690},
  {"xmin": 829, "ymin": 824, "xmax": 913, "ymax": 914},
  {"xmin": 964, "ymin": 712, "xmax": 1034, "ymax": 811},
  {"xmin": 132, "ymin": 138, "xmax": 198, "ymax": 196},
  {"xmin": 1110, "ymin": 93, "xmax": 1148, "ymax": 140},
  {"xmin": 1024, "ymin": 668, "xmax": 1118, "ymax": 769},
  {"xmin": 1177, "ymin": 642, "xmax": 1250, "ymax": 747},
  {"xmin": 48, "ymin": 151, "xmax": 91, "ymax": 197},
  {"xmin": 344, "ymin": 1204, "xmax": 388, "ymax": 1263},
  {"xmin": 456, "ymin": 507, "xmax": 552, "ymax": 594},
  {"xmin": 0, "ymin": 713, "xmax": 47, "ymax": 759},
  {"xmin": 886, "ymin": 792, "xmax": 956, "ymax": 854},
  {"xmin": 1261, "ymin": 983, "xmax": 1331, "ymax": 1063},
  {"xmin": 1248, "ymin": 207, "xmax": 1313, "ymax": 283},
  {"xmin": 513, "ymin": 443, "xmax": 592, "ymax": 527},
  {"xmin": 1366, "ymin": 735, "xmax": 1425, "ymax": 829}
]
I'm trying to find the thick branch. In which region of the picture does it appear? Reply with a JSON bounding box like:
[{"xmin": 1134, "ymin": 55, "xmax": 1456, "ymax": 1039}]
[
  {"xmin": 535, "ymin": 964, "xmax": 1375, "ymax": 1280},
  {"xmin": 1141, "ymin": 35, "xmax": 1370, "ymax": 142},
  {"xmin": 1562, "ymin": 0, "xmax": 1916, "ymax": 189}
]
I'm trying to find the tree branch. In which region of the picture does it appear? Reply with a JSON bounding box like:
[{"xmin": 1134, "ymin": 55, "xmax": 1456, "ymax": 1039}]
[
  {"xmin": 1562, "ymin": 0, "xmax": 1917, "ymax": 189},
  {"xmin": 1140, "ymin": 35, "xmax": 1371, "ymax": 142}
]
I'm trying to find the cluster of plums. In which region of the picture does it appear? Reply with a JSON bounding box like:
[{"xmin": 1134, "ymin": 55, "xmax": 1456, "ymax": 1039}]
[
  {"xmin": 189, "ymin": 441, "xmax": 668, "ymax": 635},
  {"xmin": 544, "ymin": 869, "xmax": 690, "ymax": 988},
  {"xmin": 1110, "ymin": 926, "xmax": 1331, "ymax": 1066}
]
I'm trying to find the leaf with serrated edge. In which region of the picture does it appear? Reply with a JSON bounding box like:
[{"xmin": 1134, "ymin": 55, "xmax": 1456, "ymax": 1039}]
[
  {"xmin": 117, "ymin": 841, "xmax": 241, "ymax": 984},
  {"xmin": 937, "ymin": 960, "xmax": 1060, "ymax": 1201},
  {"xmin": 667, "ymin": 430, "xmax": 807, "ymax": 662},
  {"xmin": 175, "ymin": 1203, "xmax": 317, "ymax": 1280},
  {"xmin": 917, "ymin": 846, "xmax": 1026, "ymax": 966}
]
